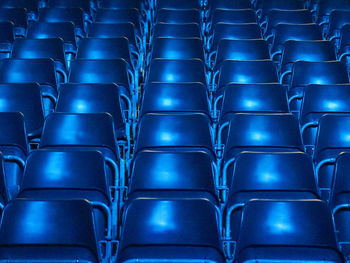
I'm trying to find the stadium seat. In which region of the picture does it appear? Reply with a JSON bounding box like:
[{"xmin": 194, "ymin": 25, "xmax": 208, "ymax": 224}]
[
  {"xmin": 117, "ymin": 199, "xmax": 225, "ymax": 263},
  {"xmin": 255, "ymin": 0, "xmax": 304, "ymax": 19},
  {"xmin": 207, "ymin": 0, "xmax": 252, "ymax": 10},
  {"xmin": 279, "ymin": 40, "xmax": 336, "ymax": 84},
  {"xmin": 129, "ymin": 151, "xmax": 218, "ymax": 203},
  {"xmin": 316, "ymin": 0, "xmax": 350, "ymax": 33},
  {"xmin": 40, "ymin": 113, "xmax": 124, "ymax": 187},
  {"xmin": 152, "ymin": 23, "xmax": 201, "ymax": 39},
  {"xmin": 299, "ymin": 84, "xmax": 350, "ymax": 152},
  {"xmin": 155, "ymin": 0, "xmax": 202, "ymax": 10},
  {"xmin": 0, "ymin": 112, "xmax": 28, "ymax": 200},
  {"xmin": 207, "ymin": 23, "xmax": 262, "ymax": 51},
  {"xmin": 12, "ymin": 38, "xmax": 67, "ymax": 82},
  {"xmin": 0, "ymin": 199, "xmax": 104, "ymax": 262},
  {"xmin": 140, "ymin": 83, "xmax": 210, "ymax": 117},
  {"xmin": 213, "ymin": 60, "xmax": 278, "ymax": 93},
  {"xmin": 100, "ymin": 0, "xmax": 143, "ymax": 10},
  {"xmin": 18, "ymin": 150, "xmax": 115, "ymax": 240},
  {"xmin": 314, "ymin": 114, "xmax": 350, "ymax": 199},
  {"xmin": 0, "ymin": 22, "xmax": 14, "ymax": 59},
  {"xmin": 289, "ymin": 61, "xmax": 350, "ymax": 113},
  {"xmin": 224, "ymin": 152, "xmax": 319, "ymax": 241},
  {"xmin": 209, "ymin": 39, "xmax": 270, "ymax": 69},
  {"xmin": 149, "ymin": 37, "xmax": 204, "ymax": 62},
  {"xmin": 38, "ymin": 8, "xmax": 87, "ymax": 39},
  {"xmin": 270, "ymin": 23, "xmax": 323, "ymax": 62},
  {"xmin": 0, "ymin": 0, "xmax": 39, "ymax": 20},
  {"xmin": 146, "ymin": 59, "xmax": 207, "ymax": 85},
  {"xmin": 46, "ymin": 0, "xmax": 93, "ymax": 16},
  {"xmin": 230, "ymin": 200, "xmax": 343, "ymax": 263},
  {"xmin": 262, "ymin": 9, "xmax": 313, "ymax": 41},
  {"xmin": 134, "ymin": 113, "xmax": 214, "ymax": 157},
  {"xmin": 338, "ymin": 25, "xmax": 350, "ymax": 70},
  {"xmin": 156, "ymin": 8, "xmax": 201, "ymax": 24},
  {"xmin": 327, "ymin": 10, "xmax": 350, "ymax": 47},
  {"xmin": 0, "ymin": 8, "xmax": 27, "ymax": 37}
]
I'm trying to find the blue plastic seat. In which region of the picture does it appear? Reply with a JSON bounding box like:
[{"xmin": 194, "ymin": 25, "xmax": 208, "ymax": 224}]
[
  {"xmin": 95, "ymin": 8, "xmax": 143, "ymax": 34},
  {"xmin": 40, "ymin": 113, "xmax": 123, "ymax": 187},
  {"xmin": 270, "ymin": 23, "xmax": 323, "ymax": 62},
  {"xmin": 87, "ymin": 22, "xmax": 142, "ymax": 53},
  {"xmin": 27, "ymin": 22, "xmax": 77, "ymax": 63},
  {"xmin": 156, "ymin": 8, "xmax": 201, "ymax": 24},
  {"xmin": 338, "ymin": 25, "xmax": 350, "ymax": 70},
  {"xmin": 47, "ymin": 0, "xmax": 93, "ymax": 16},
  {"xmin": 146, "ymin": 59, "xmax": 207, "ymax": 85},
  {"xmin": 327, "ymin": 10, "xmax": 350, "ymax": 47},
  {"xmin": 299, "ymin": 84, "xmax": 350, "ymax": 152},
  {"xmin": 218, "ymin": 113, "xmax": 304, "ymax": 196},
  {"xmin": 129, "ymin": 151, "xmax": 218, "ymax": 203},
  {"xmin": 153, "ymin": 23, "xmax": 201, "ymax": 38},
  {"xmin": 262, "ymin": 9, "xmax": 313, "ymax": 41},
  {"xmin": 214, "ymin": 60, "xmax": 278, "ymax": 93},
  {"xmin": 0, "ymin": 8, "xmax": 27, "ymax": 37},
  {"xmin": 156, "ymin": 0, "xmax": 202, "ymax": 10},
  {"xmin": 12, "ymin": 38, "xmax": 67, "ymax": 82},
  {"xmin": 141, "ymin": 83, "xmax": 210, "ymax": 117},
  {"xmin": 101, "ymin": 0, "xmax": 142, "ymax": 10},
  {"xmin": 68, "ymin": 59, "xmax": 134, "ymax": 98},
  {"xmin": 0, "ymin": 199, "xmax": 102, "ymax": 263},
  {"xmin": 207, "ymin": 23, "xmax": 262, "ymax": 51},
  {"xmin": 207, "ymin": 0, "xmax": 251, "ymax": 10},
  {"xmin": 135, "ymin": 113, "xmax": 214, "ymax": 157},
  {"xmin": 117, "ymin": 199, "xmax": 225, "ymax": 263},
  {"xmin": 0, "ymin": 22, "xmax": 14, "ymax": 59},
  {"xmin": 38, "ymin": 8, "xmax": 87, "ymax": 39},
  {"xmin": 18, "ymin": 150, "xmax": 115, "ymax": 241},
  {"xmin": 149, "ymin": 37, "xmax": 204, "ymax": 61},
  {"xmin": 0, "ymin": 83, "xmax": 44, "ymax": 139},
  {"xmin": 0, "ymin": 58, "xmax": 58, "ymax": 112},
  {"xmin": 231, "ymin": 200, "xmax": 342, "ymax": 263},
  {"xmin": 0, "ymin": 112, "xmax": 28, "ymax": 200},
  {"xmin": 209, "ymin": 39, "xmax": 270, "ymax": 69},
  {"xmin": 280, "ymin": 40, "xmax": 336, "ymax": 85},
  {"xmin": 224, "ymin": 152, "xmax": 319, "ymax": 242},
  {"xmin": 256, "ymin": 0, "xmax": 305, "ymax": 22},
  {"xmin": 217, "ymin": 83, "xmax": 289, "ymax": 124},
  {"xmin": 0, "ymin": 0, "xmax": 39, "ymax": 20},
  {"xmin": 314, "ymin": 115, "xmax": 350, "ymax": 199},
  {"xmin": 56, "ymin": 83, "xmax": 129, "ymax": 141},
  {"xmin": 289, "ymin": 61, "xmax": 350, "ymax": 113}
]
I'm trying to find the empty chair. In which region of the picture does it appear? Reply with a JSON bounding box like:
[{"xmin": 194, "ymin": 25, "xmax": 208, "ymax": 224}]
[
  {"xmin": 289, "ymin": 61, "xmax": 349, "ymax": 113},
  {"xmin": 207, "ymin": 23, "xmax": 262, "ymax": 51},
  {"xmin": 0, "ymin": 112, "xmax": 28, "ymax": 200},
  {"xmin": 149, "ymin": 37, "xmax": 204, "ymax": 61},
  {"xmin": 140, "ymin": 83, "xmax": 210, "ymax": 117},
  {"xmin": 12, "ymin": 38, "xmax": 67, "ymax": 82},
  {"xmin": 255, "ymin": 0, "xmax": 304, "ymax": 20},
  {"xmin": 207, "ymin": 0, "xmax": 251, "ymax": 10},
  {"xmin": 218, "ymin": 113, "xmax": 304, "ymax": 194},
  {"xmin": 217, "ymin": 83, "xmax": 289, "ymax": 124},
  {"xmin": 270, "ymin": 24, "xmax": 323, "ymax": 61},
  {"xmin": 88, "ymin": 23, "xmax": 141, "ymax": 53},
  {"xmin": 316, "ymin": 0, "xmax": 350, "ymax": 32},
  {"xmin": 27, "ymin": 22, "xmax": 77, "ymax": 62},
  {"xmin": 0, "ymin": 83, "xmax": 45, "ymax": 139},
  {"xmin": 156, "ymin": 0, "xmax": 202, "ymax": 10},
  {"xmin": 0, "ymin": 8, "xmax": 27, "ymax": 37},
  {"xmin": 135, "ymin": 113, "xmax": 214, "ymax": 157},
  {"xmin": 18, "ymin": 150, "xmax": 114, "ymax": 241},
  {"xmin": 156, "ymin": 8, "xmax": 201, "ymax": 24},
  {"xmin": 152, "ymin": 23, "xmax": 201, "ymax": 39},
  {"xmin": 209, "ymin": 39, "xmax": 270, "ymax": 69},
  {"xmin": 262, "ymin": 9, "xmax": 313, "ymax": 41},
  {"xmin": 224, "ymin": 152, "xmax": 319, "ymax": 241},
  {"xmin": 314, "ymin": 115, "xmax": 350, "ymax": 198},
  {"xmin": 56, "ymin": 83, "xmax": 129, "ymax": 142},
  {"xmin": 0, "ymin": 22, "xmax": 14, "ymax": 59},
  {"xmin": 129, "ymin": 151, "xmax": 218, "ymax": 203},
  {"xmin": 299, "ymin": 84, "xmax": 350, "ymax": 151},
  {"xmin": 146, "ymin": 59, "xmax": 207, "ymax": 85},
  {"xmin": 40, "ymin": 113, "xmax": 123, "ymax": 187},
  {"xmin": 0, "ymin": 58, "xmax": 58, "ymax": 112},
  {"xmin": 230, "ymin": 200, "xmax": 342, "ymax": 263},
  {"xmin": 280, "ymin": 40, "xmax": 336, "ymax": 85},
  {"xmin": 214, "ymin": 60, "xmax": 278, "ymax": 93},
  {"xmin": 47, "ymin": 0, "xmax": 93, "ymax": 16},
  {"xmin": 38, "ymin": 8, "xmax": 87, "ymax": 38},
  {"xmin": 338, "ymin": 25, "xmax": 350, "ymax": 69},
  {"xmin": 101, "ymin": 0, "xmax": 142, "ymax": 10},
  {"xmin": 0, "ymin": 0, "xmax": 39, "ymax": 20},
  {"xmin": 68, "ymin": 59, "xmax": 135, "ymax": 98},
  {"xmin": 117, "ymin": 199, "xmax": 225, "ymax": 263},
  {"xmin": 327, "ymin": 10, "xmax": 350, "ymax": 46},
  {"xmin": 0, "ymin": 199, "xmax": 103, "ymax": 262}
]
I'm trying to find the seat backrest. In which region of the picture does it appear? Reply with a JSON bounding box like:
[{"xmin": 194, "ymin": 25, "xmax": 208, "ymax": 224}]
[
  {"xmin": 153, "ymin": 23, "xmax": 201, "ymax": 38},
  {"xmin": 38, "ymin": 8, "xmax": 85, "ymax": 32},
  {"xmin": 47, "ymin": 0, "xmax": 91, "ymax": 14},
  {"xmin": 0, "ymin": 8, "xmax": 27, "ymax": 29},
  {"xmin": 211, "ymin": 9, "xmax": 257, "ymax": 25},
  {"xmin": 156, "ymin": 8, "xmax": 201, "ymax": 24},
  {"xmin": 156, "ymin": 0, "xmax": 202, "ymax": 10},
  {"xmin": 0, "ymin": 21, "xmax": 14, "ymax": 43}
]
